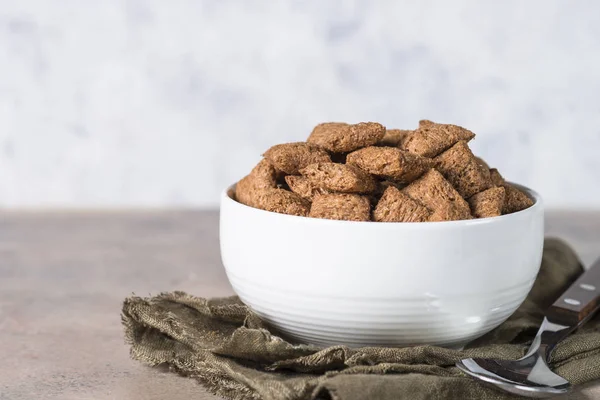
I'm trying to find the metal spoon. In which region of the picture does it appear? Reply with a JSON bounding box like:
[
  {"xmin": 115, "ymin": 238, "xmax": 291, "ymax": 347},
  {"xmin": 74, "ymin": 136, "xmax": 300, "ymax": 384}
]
[{"xmin": 457, "ymin": 257, "xmax": 600, "ymax": 398}]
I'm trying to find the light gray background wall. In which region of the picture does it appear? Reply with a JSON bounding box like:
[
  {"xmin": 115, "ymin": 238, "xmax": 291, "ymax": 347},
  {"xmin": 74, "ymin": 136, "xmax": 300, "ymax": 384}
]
[{"xmin": 1, "ymin": 0, "xmax": 599, "ymax": 208}]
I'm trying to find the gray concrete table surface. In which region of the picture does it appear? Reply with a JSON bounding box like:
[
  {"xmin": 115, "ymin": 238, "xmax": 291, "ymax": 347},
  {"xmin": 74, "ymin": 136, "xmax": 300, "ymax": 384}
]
[{"xmin": 0, "ymin": 210, "xmax": 599, "ymax": 400}]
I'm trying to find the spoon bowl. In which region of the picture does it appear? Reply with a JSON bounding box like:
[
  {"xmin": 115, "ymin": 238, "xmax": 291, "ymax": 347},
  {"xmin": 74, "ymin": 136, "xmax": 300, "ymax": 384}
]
[{"xmin": 457, "ymin": 255, "xmax": 600, "ymax": 397}]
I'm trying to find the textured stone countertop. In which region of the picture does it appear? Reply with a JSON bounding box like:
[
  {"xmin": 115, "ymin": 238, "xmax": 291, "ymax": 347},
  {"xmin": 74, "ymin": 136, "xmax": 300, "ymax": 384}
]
[{"xmin": 1, "ymin": 210, "xmax": 599, "ymax": 399}]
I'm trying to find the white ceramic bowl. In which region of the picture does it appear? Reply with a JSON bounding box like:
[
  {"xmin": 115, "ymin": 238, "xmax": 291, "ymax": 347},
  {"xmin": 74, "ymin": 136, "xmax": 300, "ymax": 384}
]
[{"xmin": 220, "ymin": 184, "xmax": 544, "ymax": 348}]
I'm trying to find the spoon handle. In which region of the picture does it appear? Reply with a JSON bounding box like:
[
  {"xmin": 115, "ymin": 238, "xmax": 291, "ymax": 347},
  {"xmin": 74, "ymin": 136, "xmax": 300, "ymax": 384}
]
[{"xmin": 547, "ymin": 257, "xmax": 600, "ymax": 326}]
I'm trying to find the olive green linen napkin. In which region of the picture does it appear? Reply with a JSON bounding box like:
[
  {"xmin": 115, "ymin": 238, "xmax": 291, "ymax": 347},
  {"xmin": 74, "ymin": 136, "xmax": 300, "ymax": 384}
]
[{"xmin": 122, "ymin": 238, "xmax": 600, "ymax": 400}]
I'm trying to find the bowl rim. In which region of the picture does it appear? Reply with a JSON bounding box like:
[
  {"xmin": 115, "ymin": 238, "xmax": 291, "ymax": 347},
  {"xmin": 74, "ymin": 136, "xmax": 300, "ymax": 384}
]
[{"xmin": 221, "ymin": 182, "xmax": 543, "ymax": 228}]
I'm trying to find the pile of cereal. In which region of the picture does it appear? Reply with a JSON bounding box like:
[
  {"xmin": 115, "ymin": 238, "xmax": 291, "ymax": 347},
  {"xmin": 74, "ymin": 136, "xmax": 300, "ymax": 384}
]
[{"xmin": 235, "ymin": 120, "xmax": 533, "ymax": 222}]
